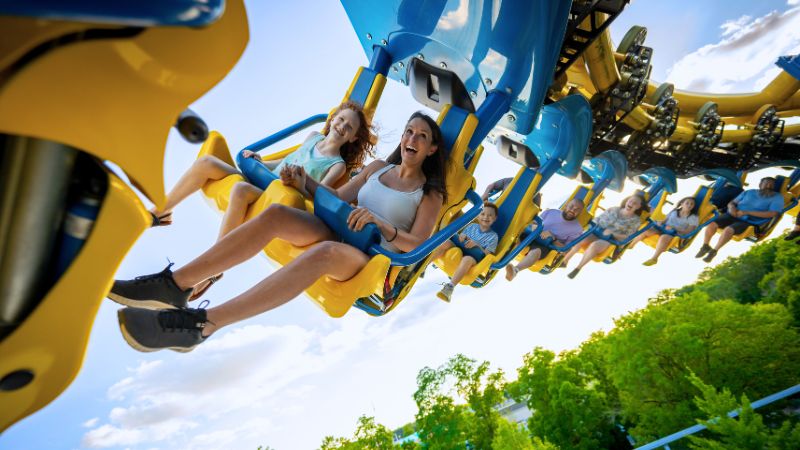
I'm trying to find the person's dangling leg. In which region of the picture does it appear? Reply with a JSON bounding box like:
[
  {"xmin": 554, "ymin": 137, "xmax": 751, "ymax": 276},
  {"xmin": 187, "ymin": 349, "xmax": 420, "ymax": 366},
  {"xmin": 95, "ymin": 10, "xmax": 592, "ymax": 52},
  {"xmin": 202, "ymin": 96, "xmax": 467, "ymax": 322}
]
[{"xmin": 151, "ymin": 156, "xmax": 241, "ymax": 225}]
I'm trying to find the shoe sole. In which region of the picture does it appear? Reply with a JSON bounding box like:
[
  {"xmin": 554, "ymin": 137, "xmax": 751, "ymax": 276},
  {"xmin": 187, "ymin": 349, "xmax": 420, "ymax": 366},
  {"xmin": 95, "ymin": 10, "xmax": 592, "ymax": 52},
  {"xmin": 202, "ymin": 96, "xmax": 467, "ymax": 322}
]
[
  {"xmin": 108, "ymin": 292, "xmax": 180, "ymax": 310},
  {"xmin": 436, "ymin": 292, "xmax": 451, "ymax": 303},
  {"xmin": 117, "ymin": 310, "xmax": 199, "ymax": 354}
]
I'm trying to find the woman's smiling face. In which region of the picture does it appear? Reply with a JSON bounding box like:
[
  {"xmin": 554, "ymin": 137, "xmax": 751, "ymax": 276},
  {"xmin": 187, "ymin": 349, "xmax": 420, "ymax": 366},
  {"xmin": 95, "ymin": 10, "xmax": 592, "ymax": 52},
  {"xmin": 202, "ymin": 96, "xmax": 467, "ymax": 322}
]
[{"xmin": 400, "ymin": 117, "xmax": 437, "ymax": 164}]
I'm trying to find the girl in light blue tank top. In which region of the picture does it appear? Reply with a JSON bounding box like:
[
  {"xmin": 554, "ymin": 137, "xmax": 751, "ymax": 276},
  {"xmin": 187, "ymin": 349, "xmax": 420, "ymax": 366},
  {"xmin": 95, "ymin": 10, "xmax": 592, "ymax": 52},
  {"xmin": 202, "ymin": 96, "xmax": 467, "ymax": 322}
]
[{"xmin": 271, "ymin": 134, "xmax": 344, "ymax": 182}]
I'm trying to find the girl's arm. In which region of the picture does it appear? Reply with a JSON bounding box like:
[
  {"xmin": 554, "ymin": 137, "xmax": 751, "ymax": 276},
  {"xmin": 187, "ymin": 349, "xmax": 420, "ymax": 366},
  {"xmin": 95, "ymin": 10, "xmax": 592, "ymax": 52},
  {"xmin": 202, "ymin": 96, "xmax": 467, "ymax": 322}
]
[{"xmin": 319, "ymin": 162, "xmax": 347, "ymax": 187}]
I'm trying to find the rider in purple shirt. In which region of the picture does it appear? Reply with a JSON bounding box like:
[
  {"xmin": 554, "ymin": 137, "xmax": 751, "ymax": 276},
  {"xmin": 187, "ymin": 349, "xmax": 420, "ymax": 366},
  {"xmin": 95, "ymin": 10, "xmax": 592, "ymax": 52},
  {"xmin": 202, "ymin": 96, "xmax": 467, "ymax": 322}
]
[{"xmin": 505, "ymin": 198, "xmax": 585, "ymax": 281}]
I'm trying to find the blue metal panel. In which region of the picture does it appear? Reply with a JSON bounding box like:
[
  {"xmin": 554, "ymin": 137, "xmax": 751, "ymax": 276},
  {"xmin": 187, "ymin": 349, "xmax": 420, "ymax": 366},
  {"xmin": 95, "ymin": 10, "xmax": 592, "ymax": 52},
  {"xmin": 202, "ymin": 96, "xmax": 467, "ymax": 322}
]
[
  {"xmin": 369, "ymin": 45, "xmax": 392, "ymax": 75},
  {"xmin": 516, "ymin": 95, "xmax": 592, "ymax": 180},
  {"xmin": 349, "ymin": 69, "xmax": 379, "ymax": 106},
  {"xmin": 469, "ymin": 90, "xmax": 513, "ymax": 151},
  {"xmin": 490, "ymin": 216, "xmax": 543, "ymax": 269},
  {"xmin": 0, "ymin": 0, "xmax": 224, "ymax": 27},
  {"xmin": 702, "ymin": 168, "xmax": 743, "ymax": 189},
  {"xmin": 636, "ymin": 167, "xmax": 677, "ymax": 198},
  {"xmin": 776, "ymin": 54, "xmax": 800, "ymax": 82},
  {"xmin": 582, "ymin": 150, "xmax": 628, "ymax": 193},
  {"xmin": 340, "ymin": 0, "xmax": 572, "ymax": 135}
]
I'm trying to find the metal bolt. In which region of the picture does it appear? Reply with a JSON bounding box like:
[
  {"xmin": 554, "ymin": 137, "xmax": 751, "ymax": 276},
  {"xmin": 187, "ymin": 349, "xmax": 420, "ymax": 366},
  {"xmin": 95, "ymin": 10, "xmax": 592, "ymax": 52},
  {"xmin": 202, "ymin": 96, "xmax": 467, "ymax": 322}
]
[
  {"xmin": 366, "ymin": 33, "xmax": 372, "ymax": 40},
  {"xmin": 392, "ymin": 66, "xmax": 399, "ymax": 72},
  {"xmin": 381, "ymin": 39, "xmax": 387, "ymax": 46},
  {"xmin": 398, "ymin": 61, "xmax": 404, "ymax": 68},
  {"xmin": 507, "ymin": 114, "xmax": 516, "ymax": 122},
  {"xmin": 439, "ymin": 62, "xmax": 447, "ymax": 69},
  {"xmin": 470, "ymin": 91, "xmax": 477, "ymax": 98},
  {"xmin": 485, "ymin": 78, "xmax": 493, "ymax": 86},
  {"xmin": 417, "ymin": 53, "xmax": 424, "ymax": 60}
]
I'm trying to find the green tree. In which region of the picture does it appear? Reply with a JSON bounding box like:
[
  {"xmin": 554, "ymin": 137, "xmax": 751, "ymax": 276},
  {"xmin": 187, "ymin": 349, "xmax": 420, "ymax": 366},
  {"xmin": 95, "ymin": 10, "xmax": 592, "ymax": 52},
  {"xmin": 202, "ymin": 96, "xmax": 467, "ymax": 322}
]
[
  {"xmin": 492, "ymin": 419, "xmax": 533, "ymax": 449},
  {"xmin": 512, "ymin": 346, "xmax": 618, "ymax": 450},
  {"xmin": 319, "ymin": 415, "xmax": 394, "ymax": 450},
  {"xmin": 413, "ymin": 354, "xmax": 506, "ymax": 449},
  {"xmin": 686, "ymin": 373, "xmax": 800, "ymax": 449},
  {"xmin": 605, "ymin": 294, "xmax": 800, "ymax": 441}
]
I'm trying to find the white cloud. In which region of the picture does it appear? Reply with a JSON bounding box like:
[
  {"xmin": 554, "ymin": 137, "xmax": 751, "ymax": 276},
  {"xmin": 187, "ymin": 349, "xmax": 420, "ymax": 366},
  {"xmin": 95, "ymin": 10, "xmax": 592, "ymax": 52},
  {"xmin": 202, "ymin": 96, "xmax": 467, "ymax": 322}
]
[
  {"xmin": 83, "ymin": 417, "xmax": 99, "ymax": 428},
  {"xmin": 82, "ymin": 318, "xmax": 404, "ymax": 449},
  {"xmin": 437, "ymin": 0, "xmax": 468, "ymax": 30},
  {"xmin": 789, "ymin": 0, "xmax": 800, "ymax": 6},
  {"xmin": 720, "ymin": 15, "xmax": 752, "ymax": 37},
  {"xmin": 665, "ymin": 7, "xmax": 800, "ymax": 92}
]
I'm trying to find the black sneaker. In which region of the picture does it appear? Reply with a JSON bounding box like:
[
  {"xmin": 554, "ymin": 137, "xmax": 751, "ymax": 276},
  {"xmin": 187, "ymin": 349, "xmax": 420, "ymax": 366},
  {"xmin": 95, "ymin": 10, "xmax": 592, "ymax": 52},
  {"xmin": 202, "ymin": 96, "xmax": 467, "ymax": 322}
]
[
  {"xmin": 695, "ymin": 244, "xmax": 712, "ymax": 258},
  {"xmin": 702, "ymin": 248, "xmax": 718, "ymax": 263},
  {"xmin": 118, "ymin": 305, "xmax": 209, "ymax": 353},
  {"xmin": 108, "ymin": 263, "xmax": 192, "ymax": 310}
]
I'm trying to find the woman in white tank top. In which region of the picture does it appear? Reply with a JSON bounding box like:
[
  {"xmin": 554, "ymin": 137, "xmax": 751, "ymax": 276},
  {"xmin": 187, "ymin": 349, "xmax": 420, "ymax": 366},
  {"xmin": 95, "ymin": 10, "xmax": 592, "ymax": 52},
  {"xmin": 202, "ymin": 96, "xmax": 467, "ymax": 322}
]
[{"xmin": 111, "ymin": 112, "xmax": 449, "ymax": 351}]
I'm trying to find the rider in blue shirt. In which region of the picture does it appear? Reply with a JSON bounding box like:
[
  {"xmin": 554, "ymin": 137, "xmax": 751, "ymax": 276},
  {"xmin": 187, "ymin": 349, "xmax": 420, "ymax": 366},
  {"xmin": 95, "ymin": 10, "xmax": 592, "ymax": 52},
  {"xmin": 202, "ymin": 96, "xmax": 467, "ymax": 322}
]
[{"xmin": 696, "ymin": 177, "xmax": 784, "ymax": 262}]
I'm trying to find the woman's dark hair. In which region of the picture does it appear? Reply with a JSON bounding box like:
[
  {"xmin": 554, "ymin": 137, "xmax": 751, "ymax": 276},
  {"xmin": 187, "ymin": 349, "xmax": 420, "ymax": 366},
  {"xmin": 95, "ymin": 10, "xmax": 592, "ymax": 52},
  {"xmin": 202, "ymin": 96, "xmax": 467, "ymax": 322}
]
[
  {"xmin": 672, "ymin": 196, "xmax": 699, "ymax": 216},
  {"xmin": 321, "ymin": 100, "xmax": 377, "ymax": 173},
  {"xmin": 619, "ymin": 193, "xmax": 650, "ymax": 215},
  {"xmin": 386, "ymin": 111, "xmax": 448, "ymax": 203}
]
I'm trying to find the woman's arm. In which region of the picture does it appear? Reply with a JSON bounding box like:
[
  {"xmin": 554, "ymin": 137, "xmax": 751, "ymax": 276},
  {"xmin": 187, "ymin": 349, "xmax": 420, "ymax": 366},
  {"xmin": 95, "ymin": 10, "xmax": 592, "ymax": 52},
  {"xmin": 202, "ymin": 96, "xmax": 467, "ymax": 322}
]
[
  {"xmin": 345, "ymin": 191, "xmax": 443, "ymax": 253},
  {"xmin": 390, "ymin": 191, "xmax": 444, "ymax": 252}
]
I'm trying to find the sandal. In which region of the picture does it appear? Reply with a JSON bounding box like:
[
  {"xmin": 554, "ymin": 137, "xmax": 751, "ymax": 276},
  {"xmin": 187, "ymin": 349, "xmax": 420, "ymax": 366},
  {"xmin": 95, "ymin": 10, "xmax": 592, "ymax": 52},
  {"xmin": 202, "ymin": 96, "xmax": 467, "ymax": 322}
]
[
  {"xmin": 150, "ymin": 211, "xmax": 173, "ymax": 227},
  {"xmin": 189, "ymin": 273, "xmax": 224, "ymax": 301}
]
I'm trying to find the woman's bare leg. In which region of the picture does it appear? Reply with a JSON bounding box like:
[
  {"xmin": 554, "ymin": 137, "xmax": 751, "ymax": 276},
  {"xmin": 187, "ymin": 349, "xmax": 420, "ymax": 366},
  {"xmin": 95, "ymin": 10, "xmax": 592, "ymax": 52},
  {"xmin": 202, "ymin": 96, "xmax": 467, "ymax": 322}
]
[
  {"xmin": 203, "ymin": 242, "xmax": 370, "ymax": 335},
  {"xmin": 563, "ymin": 236, "xmax": 595, "ymax": 265},
  {"xmin": 171, "ymin": 204, "xmax": 334, "ymax": 290},
  {"xmin": 575, "ymin": 240, "xmax": 611, "ymax": 270},
  {"xmin": 154, "ymin": 156, "xmax": 241, "ymax": 216},
  {"xmin": 217, "ymin": 182, "xmax": 264, "ymax": 241}
]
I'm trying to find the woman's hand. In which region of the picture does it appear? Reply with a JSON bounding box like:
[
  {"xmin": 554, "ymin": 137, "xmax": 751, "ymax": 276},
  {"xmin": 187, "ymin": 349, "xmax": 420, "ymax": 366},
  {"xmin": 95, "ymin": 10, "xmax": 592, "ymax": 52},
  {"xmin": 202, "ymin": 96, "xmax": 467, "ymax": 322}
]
[
  {"xmin": 242, "ymin": 150, "xmax": 260, "ymax": 159},
  {"xmin": 280, "ymin": 164, "xmax": 307, "ymax": 191},
  {"xmin": 602, "ymin": 228, "xmax": 613, "ymax": 237},
  {"xmin": 348, "ymin": 207, "xmax": 380, "ymax": 231}
]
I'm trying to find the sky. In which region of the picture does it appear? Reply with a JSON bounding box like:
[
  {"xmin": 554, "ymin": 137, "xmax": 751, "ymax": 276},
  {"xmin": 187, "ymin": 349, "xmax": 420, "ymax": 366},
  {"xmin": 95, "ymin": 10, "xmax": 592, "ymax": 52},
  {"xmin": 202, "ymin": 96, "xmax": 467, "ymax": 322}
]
[{"xmin": 2, "ymin": 1, "xmax": 800, "ymax": 449}]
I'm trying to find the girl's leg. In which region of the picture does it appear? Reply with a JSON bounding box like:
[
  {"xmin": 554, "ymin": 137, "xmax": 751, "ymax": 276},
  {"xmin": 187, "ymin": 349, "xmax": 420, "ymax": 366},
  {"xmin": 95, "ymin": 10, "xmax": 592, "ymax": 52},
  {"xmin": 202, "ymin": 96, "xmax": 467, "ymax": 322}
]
[
  {"xmin": 154, "ymin": 156, "xmax": 241, "ymax": 216},
  {"xmin": 203, "ymin": 241, "xmax": 370, "ymax": 335},
  {"xmin": 172, "ymin": 204, "xmax": 334, "ymax": 290},
  {"xmin": 651, "ymin": 234, "xmax": 673, "ymax": 260},
  {"xmin": 217, "ymin": 182, "xmax": 264, "ymax": 240}
]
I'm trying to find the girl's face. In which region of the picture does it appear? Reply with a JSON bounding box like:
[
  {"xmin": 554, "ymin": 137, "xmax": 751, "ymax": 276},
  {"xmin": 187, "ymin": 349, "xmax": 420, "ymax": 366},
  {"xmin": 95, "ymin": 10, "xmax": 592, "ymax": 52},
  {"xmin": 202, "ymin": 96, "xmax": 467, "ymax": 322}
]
[
  {"xmin": 329, "ymin": 108, "xmax": 361, "ymax": 143},
  {"xmin": 400, "ymin": 117, "xmax": 438, "ymax": 165},
  {"xmin": 624, "ymin": 196, "xmax": 642, "ymax": 211},
  {"xmin": 680, "ymin": 198, "xmax": 696, "ymax": 211}
]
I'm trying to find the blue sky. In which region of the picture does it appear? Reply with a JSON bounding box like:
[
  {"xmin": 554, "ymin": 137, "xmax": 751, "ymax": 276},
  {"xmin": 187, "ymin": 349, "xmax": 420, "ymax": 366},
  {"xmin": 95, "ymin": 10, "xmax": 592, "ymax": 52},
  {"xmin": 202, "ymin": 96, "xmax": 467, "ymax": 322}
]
[{"xmin": 2, "ymin": 1, "xmax": 800, "ymax": 449}]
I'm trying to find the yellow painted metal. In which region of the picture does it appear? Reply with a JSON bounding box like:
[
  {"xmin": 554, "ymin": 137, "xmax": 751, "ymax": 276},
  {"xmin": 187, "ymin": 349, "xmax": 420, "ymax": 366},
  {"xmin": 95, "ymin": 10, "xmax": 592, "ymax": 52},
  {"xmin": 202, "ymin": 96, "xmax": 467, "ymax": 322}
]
[
  {"xmin": 583, "ymin": 20, "xmax": 620, "ymax": 94},
  {"xmin": 0, "ymin": 174, "xmax": 149, "ymax": 432},
  {"xmin": 0, "ymin": 0, "xmax": 249, "ymax": 209}
]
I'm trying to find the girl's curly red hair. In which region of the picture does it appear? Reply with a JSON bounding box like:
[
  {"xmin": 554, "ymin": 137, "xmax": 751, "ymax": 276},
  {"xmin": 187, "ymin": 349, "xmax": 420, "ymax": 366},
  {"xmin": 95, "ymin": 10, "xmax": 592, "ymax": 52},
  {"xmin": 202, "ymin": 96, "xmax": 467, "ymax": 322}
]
[{"xmin": 321, "ymin": 100, "xmax": 377, "ymax": 173}]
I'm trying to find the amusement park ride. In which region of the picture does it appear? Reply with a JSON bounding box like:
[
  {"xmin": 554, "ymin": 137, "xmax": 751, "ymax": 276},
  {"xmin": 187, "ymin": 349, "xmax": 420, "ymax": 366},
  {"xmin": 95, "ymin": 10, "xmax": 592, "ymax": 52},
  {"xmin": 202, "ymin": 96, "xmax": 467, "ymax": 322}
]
[{"xmin": 1, "ymin": 0, "xmax": 799, "ymax": 436}]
